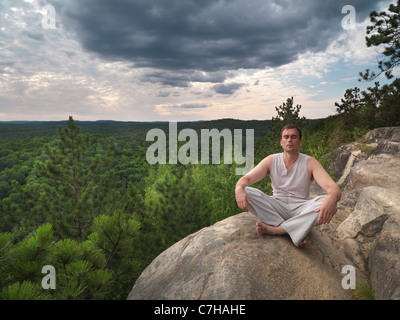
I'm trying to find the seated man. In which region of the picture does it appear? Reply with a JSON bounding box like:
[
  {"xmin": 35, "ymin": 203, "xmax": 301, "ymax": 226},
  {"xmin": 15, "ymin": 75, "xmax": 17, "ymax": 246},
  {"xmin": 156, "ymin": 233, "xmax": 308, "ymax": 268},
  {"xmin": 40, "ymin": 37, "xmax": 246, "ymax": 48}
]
[{"xmin": 235, "ymin": 124, "xmax": 341, "ymax": 247}]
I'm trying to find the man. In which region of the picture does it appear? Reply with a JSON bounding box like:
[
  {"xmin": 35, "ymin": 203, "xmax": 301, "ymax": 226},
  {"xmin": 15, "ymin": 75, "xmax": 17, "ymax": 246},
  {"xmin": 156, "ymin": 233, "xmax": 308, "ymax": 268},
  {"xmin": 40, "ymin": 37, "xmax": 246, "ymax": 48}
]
[{"xmin": 235, "ymin": 124, "xmax": 341, "ymax": 248}]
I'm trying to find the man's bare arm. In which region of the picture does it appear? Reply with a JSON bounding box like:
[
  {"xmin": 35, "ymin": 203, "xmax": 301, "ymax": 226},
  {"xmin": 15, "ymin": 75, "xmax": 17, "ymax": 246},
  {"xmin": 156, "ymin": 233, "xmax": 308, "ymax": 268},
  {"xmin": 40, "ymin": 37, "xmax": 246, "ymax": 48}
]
[
  {"xmin": 309, "ymin": 157, "xmax": 341, "ymax": 224},
  {"xmin": 235, "ymin": 155, "xmax": 272, "ymax": 211}
]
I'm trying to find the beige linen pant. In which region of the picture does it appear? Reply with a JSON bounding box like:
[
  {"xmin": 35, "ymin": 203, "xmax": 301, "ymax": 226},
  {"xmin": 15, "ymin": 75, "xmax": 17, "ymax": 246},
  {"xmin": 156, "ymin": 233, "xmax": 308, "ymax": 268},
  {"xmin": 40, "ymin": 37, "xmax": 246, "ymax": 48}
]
[{"xmin": 244, "ymin": 187, "xmax": 327, "ymax": 247}]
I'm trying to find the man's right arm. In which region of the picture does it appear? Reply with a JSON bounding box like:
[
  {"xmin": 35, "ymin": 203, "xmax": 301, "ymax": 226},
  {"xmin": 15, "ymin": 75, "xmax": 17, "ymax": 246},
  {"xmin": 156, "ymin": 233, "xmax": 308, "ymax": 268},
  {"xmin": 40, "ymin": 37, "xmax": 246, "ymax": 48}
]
[{"xmin": 235, "ymin": 155, "xmax": 272, "ymax": 211}]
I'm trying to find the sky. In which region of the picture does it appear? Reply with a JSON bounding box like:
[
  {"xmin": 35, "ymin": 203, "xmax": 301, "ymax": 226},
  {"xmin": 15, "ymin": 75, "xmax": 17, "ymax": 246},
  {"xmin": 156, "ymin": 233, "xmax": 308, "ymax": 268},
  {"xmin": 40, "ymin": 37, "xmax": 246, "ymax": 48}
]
[{"xmin": 0, "ymin": 0, "xmax": 397, "ymax": 122}]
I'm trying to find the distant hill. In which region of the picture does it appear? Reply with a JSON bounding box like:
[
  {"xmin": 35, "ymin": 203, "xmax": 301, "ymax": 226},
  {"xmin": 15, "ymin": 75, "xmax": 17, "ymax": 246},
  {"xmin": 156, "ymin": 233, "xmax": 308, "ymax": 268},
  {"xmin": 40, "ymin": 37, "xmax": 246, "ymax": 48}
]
[
  {"xmin": 0, "ymin": 119, "xmax": 274, "ymax": 139},
  {"xmin": 0, "ymin": 118, "xmax": 325, "ymax": 140}
]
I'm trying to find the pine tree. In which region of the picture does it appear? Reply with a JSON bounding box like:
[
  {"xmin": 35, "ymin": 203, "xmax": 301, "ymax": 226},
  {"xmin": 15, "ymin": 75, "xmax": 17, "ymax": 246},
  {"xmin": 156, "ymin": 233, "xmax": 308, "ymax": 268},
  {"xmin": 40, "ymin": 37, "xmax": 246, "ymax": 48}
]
[
  {"xmin": 0, "ymin": 211, "xmax": 141, "ymax": 300},
  {"xmin": 272, "ymin": 97, "xmax": 306, "ymax": 129},
  {"xmin": 35, "ymin": 116, "xmax": 116, "ymax": 242},
  {"xmin": 360, "ymin": 0, "xmax": 400, "ymax": 80},
  {"xmin": 262, "ymin": 97, "xmax": 306, "ymax": 154},
  {"xmin": 137, "ymin": 164, "xmax": 211, "ymax": 265}
]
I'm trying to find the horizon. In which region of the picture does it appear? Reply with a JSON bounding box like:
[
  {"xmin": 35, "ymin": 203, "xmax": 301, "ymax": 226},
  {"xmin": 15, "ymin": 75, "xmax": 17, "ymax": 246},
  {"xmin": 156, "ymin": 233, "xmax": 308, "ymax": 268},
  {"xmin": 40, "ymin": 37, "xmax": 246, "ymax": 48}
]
[
  {"xmin": 0, "ymin": 117, "xmax": 324, "ymax": 123},
  {"xmin": 0, "ymin": 0, "xmax": 397, "ymax": 122}
]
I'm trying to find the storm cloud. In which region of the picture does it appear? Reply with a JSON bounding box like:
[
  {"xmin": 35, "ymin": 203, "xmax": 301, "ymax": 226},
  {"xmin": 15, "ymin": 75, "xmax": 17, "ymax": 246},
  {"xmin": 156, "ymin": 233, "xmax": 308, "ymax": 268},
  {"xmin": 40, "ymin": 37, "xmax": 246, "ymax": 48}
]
[
  {"xmin": 60, "ymin": 0, "xmax": 377, "ymax": 76},
  {"xmin": 0, "ymin": 0, "xmax": 389, "ymax": 121}
]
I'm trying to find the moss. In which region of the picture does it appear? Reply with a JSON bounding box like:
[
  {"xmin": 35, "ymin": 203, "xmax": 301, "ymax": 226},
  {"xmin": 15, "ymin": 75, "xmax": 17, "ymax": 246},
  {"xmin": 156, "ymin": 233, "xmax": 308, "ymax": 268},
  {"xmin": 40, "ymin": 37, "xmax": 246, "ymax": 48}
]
[
  {"xmin": 354, "ymin": 143, "xmax": 375, "ymax": 155},
  {"xmin": 352, "ymin": 281, "xmax": 375, "ymax": 300}
]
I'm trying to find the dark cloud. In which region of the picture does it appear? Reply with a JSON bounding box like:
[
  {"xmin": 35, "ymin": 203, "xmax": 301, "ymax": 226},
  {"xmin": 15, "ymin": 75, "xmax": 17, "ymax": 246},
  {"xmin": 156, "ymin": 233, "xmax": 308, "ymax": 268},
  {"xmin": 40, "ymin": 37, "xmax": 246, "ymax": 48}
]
[
  {"xmin": 179, "ymin": 103, "xmax": 210, "ymax": 109},
  {"xmin": 213, "ymin": 83, "xmax": 244, "ymax": 95},
  {"xmin": 59, "ymin": 0, "xmax": 378, "ymax": 84},
  {"xmin": 140, "ymin": 69, "xmax": 235, "ymax": 87}
]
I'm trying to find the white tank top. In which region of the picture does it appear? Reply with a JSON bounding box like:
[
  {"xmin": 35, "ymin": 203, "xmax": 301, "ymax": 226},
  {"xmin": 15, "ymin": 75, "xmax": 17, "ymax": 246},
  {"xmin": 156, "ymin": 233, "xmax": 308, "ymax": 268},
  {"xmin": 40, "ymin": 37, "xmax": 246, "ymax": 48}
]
[{"xmin": 270, "ymin": 153, "xmax": 312, "ymax": 199}]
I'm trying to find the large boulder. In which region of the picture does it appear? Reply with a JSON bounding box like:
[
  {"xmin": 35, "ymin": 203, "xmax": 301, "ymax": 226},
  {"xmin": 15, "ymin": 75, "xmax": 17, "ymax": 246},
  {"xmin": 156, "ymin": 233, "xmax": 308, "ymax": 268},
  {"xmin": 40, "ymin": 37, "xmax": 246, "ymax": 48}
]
[{"xmin": 128, "ymin": 212, "xmax": 353, "ymax": 300}]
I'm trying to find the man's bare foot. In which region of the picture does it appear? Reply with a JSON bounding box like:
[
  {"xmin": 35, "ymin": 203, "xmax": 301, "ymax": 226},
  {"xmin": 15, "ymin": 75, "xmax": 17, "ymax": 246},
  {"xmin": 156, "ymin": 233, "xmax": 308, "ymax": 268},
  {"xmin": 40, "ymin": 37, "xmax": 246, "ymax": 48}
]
[
  {"xmin": 298, "ymin": 238, "xmax": 307, "ymax": 248},
  {"xmin": 256, "ymin": 221, "xmax": 286, "ymax": 236},
  {"xmin": 256, "ymin": 221, "xmax": 308, "ymax": 248}
]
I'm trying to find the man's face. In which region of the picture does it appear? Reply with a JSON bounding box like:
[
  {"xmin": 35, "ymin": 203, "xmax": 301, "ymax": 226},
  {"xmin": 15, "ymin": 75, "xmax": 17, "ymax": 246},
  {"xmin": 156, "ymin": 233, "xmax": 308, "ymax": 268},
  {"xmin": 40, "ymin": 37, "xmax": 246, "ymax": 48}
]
[{"xmin": 280, "ymin": 128, "xmax": 301, "ymax": 152}]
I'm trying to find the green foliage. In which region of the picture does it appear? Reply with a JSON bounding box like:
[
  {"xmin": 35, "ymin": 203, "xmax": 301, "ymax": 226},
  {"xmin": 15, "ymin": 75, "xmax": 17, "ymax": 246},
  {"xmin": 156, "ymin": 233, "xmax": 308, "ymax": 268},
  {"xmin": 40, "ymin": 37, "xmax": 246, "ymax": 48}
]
[
  {"xmin": 0, "ymin": 281, "xmax": 50, "ymax": 300},
  {"xmin": 352, "ymin": 281, "xmax": 375, "ymax": 300},
  {"xmin": 33, "ymin": 116, "xmax": 117, "ymax": 241},
  {"xmin": 332, "ymin": 79, "xmax": 400, "ymax": 144},
  {"xmin": 264, "ymin": 97, "xmax": 308, "ymax": 156},
  {"xmin": 354, "ymin": 144, "xmax": 376, "ymax": 156},
  {"xmin": 301, "ymin": 130, "xmax": 334, "ymax": 176},
  {"xmin": 361, "ymin": 0, "xmax": 400, "ymax": 80},
  {"xmin": 0, "ymin": 211, "xmax": 140, "ymax": 300},
  {"xmin": 335, "ymin": 87, "xmax": 363, "ymax": 115},
  {"xmin": 136, "ymin": 164, "xmax": 211, "ymax": 264},
  {"xmin": 271, "ymin": 97, "xmax": 306, "ymax": 134},
  {"xmin": 273, "ymin": 97, "xmax": 306, "ymax": 126}
]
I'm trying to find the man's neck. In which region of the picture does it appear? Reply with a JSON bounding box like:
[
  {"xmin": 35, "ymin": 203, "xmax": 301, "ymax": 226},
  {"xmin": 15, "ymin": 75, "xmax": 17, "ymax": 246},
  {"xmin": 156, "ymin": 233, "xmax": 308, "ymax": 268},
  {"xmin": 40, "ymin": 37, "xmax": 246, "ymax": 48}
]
[{"xmin": 283, "ymin": 151, "xmax": 300, "ymax": 169}]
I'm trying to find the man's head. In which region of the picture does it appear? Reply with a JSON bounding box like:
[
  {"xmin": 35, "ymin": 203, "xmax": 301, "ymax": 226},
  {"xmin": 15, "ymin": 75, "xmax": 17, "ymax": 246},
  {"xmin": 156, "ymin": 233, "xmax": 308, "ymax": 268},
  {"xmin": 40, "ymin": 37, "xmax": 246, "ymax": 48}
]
[
  {"xmin": 280, "ymin": 124, "xmax": 302, "ymax": 153},
  {"xmin": 281, "ymin": 124, "xmax": 302, "ymax": 140}
]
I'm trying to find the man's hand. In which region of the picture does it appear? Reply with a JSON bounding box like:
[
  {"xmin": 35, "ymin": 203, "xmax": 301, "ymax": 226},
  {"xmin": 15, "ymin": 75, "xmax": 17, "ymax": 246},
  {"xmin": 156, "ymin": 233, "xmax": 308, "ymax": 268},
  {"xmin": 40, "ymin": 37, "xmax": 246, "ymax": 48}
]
[
  {"xmin": 235, "ymin": 187, "xmax": 252, "ymax": 212},
  {"xmin": 315, "ymin": 195, "xmax": 337, "ymax": 224},
  {"xmin": 234, "ymin": 155, "xmax": 271, "ymax": 212},
  {"xmin": 309, "ymin": 157, "xmax": 341, "ymax": 225}
]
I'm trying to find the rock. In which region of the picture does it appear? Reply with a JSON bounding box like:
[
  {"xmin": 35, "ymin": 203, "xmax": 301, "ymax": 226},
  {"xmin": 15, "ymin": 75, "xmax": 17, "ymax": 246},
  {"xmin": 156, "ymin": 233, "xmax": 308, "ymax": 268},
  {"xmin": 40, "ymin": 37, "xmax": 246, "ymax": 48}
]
[
  {"xmin": 362, "ymin": 126, "xmax": 400, "ymax": 157},
  {"xmin": 329, "ymin": 126, "xmax": 400, "ymax": 184},
  {"xmin": 337, "ymin": 187, "xmax": 400, "ymax": 274},
  {"xmin": 128, "ymin": 212, "xmax": 353, "ymax": 300},
  {"xmin": 333, "ymin": 128, "xmax": 400, "ymax": 299},
  {"xmin": 368, "ymin": 215, "xmax": 400, "ymax": 300},
  {"xmin": 362, "ymin": 126, "xmax": 400, "ymax": 143},
  {"xmin": 329, "ymin": 144, "xmax": 368, "ymax": 183},
  {"xmin": 391, "ymin": 287, "xmax": 400, "ymax": 300},
  {"xmin": 343, "ymin": 238, "xmax": 364, "ymax": 272},
  {"xmin": 340, "ymin": 154, "xmax": 400, "ymax": 207},
  {"xmin": 373, "ymin": 140, "xmax": 400, "ymax": 156}
]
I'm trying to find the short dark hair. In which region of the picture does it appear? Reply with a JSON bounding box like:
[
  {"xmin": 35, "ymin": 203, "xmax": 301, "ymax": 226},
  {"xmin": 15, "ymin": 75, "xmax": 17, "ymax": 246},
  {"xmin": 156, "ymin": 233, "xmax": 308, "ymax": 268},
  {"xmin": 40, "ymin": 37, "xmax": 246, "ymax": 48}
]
[{"xmin": 281, "ymin": 124, "xmax": 302, "ymax": 140}]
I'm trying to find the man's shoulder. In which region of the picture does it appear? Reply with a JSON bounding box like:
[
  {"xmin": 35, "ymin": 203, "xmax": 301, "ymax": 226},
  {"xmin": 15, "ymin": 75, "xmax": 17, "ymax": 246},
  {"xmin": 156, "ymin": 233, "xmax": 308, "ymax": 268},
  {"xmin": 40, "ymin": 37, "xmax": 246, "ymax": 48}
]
[
  {"xmin": 306, "ymin": 155, "xmax": 322, "ymax": 170},
  {"xmin": 270, "ymin": 152, "xmax": 282, "ymax": 159},
  {"xmin": 304, "ymin": 154, "xmax": 317, "ymax": 162},
  {"xmin": 265, "ymin": 153, "xmax": 280, "ymax": 162},
  {"xmin": 258, "ymin": 154, "xmax": 275, "ymax": 170}
]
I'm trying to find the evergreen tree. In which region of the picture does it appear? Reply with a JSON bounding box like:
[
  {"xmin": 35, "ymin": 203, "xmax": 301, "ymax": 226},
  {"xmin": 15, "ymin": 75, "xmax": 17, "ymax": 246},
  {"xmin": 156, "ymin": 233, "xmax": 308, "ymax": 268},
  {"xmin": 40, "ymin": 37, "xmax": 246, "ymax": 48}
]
[
  {"xmin": 272, "ymin": 97, "xmax": 306, "ymax": 128},
  {"xmin": 0, "ymin": 211, "xmax": 140, "ymax": 300},
  {"xmin": 360, "ymin": 0, "xmax": 400, "ymax": 80},
  {"xmin": 259, "ymin": 97, "xmax": 306, "ymax": 156},
  {"xmin": 335, "ymin": 87, "xmax": 364, "ymax": 115},
  {"xmin": 35, "ymin": 116, "xmax": 116, "ymax": 242},
  {"xmin": 136, "ymin": 164, "xmax": 212, "ymax": 265}
]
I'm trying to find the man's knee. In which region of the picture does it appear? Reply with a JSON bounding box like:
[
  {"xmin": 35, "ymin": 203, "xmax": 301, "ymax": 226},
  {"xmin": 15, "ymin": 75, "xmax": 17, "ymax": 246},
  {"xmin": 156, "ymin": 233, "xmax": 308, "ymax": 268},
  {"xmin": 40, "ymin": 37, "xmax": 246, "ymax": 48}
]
[
  {"xmin": 243, "ymin": 186, "xmax": 260, "ymax": 200},
  {"xmin": 243, "ymin": 186, "xmax": 258, "ymax": 193}
]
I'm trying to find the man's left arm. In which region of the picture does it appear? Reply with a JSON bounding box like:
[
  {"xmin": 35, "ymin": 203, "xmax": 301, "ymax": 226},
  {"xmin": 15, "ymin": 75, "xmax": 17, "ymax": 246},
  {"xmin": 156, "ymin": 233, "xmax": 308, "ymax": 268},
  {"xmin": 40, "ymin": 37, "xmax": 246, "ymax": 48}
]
[{"xmin": 309, "ymin": 157, "xmax": 342, "ymax": 224}]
